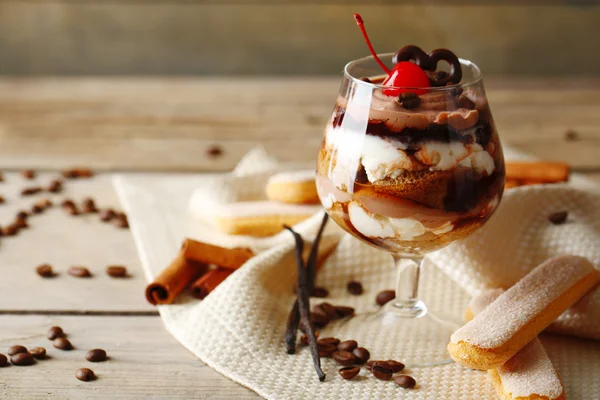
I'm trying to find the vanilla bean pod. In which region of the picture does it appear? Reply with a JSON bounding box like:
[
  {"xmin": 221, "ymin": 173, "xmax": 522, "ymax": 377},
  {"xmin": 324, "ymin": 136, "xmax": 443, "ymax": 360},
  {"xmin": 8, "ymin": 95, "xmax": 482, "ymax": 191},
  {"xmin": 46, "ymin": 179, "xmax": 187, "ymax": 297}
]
[
  {"xmin": 285, "ymin": 213, "xmax": 329, "ymax": 354},
  {"xmin": 284, "ymin": 226, "xmax": 325, "ymax": 382}
]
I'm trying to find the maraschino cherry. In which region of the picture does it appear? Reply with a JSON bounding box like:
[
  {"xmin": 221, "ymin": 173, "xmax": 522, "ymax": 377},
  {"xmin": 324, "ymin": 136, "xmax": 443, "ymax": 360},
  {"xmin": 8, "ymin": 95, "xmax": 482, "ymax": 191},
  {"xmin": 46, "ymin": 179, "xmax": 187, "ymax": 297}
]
[{"xmin": 354, "ymin": 14, "xmax": 429, "ymax": 96}]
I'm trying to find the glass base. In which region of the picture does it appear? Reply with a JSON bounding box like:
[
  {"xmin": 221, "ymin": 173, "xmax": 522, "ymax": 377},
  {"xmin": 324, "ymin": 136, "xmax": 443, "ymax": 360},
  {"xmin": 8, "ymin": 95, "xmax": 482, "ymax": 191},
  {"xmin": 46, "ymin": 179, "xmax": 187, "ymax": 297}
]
[{"xmin": 336, "ymin": 304, "xmax": 460, "ymax": 368}]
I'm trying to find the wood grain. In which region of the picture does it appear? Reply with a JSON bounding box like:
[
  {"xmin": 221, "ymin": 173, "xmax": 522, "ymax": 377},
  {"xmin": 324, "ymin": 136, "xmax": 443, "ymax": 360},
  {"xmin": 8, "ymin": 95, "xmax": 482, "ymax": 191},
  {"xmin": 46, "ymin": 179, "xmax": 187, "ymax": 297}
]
[
  {"xmin": 1, "ymin": 77, "xmax": 600, "ymax": 171},
  {"xmin": 0, "ymin": 315, "xmax": 260, "ymax": 399},
  {"xmin": 0, "ymin": 172, "xmax": 155, "ymax": 313}
]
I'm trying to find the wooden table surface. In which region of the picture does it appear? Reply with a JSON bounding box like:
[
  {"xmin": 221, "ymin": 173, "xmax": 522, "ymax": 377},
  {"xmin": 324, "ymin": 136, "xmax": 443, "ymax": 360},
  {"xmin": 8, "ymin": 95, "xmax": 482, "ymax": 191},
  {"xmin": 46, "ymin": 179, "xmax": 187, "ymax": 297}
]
[{"xmin": 0, "ymin": 77, "xmax": 599, "ymax": 399}]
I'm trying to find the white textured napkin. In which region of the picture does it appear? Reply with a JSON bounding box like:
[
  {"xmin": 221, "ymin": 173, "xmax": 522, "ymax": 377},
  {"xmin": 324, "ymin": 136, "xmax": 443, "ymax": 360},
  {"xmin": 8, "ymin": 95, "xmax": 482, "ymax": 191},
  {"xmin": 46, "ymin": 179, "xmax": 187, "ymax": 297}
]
[{"xmin": 115, "ymin": 147, "xmax": 600, "ymax": 400}]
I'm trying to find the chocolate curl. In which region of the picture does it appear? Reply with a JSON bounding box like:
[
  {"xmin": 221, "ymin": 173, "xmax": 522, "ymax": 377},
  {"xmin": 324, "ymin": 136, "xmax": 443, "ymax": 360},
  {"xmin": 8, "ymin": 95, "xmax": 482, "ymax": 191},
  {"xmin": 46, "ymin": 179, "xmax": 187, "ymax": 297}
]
[
  {"xmin": 145, "ymin": 251, "xmax": 207, "ymax": 305},
  {"xmin": 190, "ymin": 268, "xmax": 233, "ymax": 299},
  {"xmin": 181, "ymin": 239, "xmax": 254, "ymax": 270},
  {"xmin": 505, "ymin": 162, "xmax": 569, "ymax": 184},
  {"xmin": 286, "ymin": 213, "xmax": 330, "ymax": 354},
  {"xmin": 284, "ymin": 226, "xmax": 325, "ymax": 382}
]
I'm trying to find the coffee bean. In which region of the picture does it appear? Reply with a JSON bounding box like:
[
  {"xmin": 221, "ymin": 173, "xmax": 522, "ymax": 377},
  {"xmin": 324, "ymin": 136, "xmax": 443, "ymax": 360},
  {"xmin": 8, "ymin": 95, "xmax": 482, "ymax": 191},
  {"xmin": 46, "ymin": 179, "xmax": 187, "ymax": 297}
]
[
  {"xmin": 0, "ymin": 172, "xmax": 4, "ymax": 182},
  {"xmin": 332, "ymin": 350, "xmax": 358, "ymax": 366},
  {"xmin": 353, "ymin": 347, "xmax": 370, "ymax": 364},
  {"xmin": 99, "ymin": 209, "xmax": 116, "ymax": 222},
  {"xmin": 334, "ymin": 306, "xmax": 355, "ymax": 319},
  {"xmin": 11, "ymin": 352, "xmax": 34, "ymax": 366},
  {"xmin": 0, "ymin": 196, "xmax": 5, "ymax": 204},
  {"xmin": 398, "ymin": 92, "xmax": 420, "ymax": 110},
  {"xmin": 300, "ymin": 331, "xmax": 318, "ymax": 346},
  {"xmin": 564, "ymin": 129, "xmax": 579, "ymax": 141},
  {"xmin": 21, "ymin": 187, "xmax": 42, "ymax": 196},
  {"xmin": 0, "ymin": 354, "xmax": 7, "ymax": 367},
  {"xmin": 37, "ymin": 198, "xmax": 53, "ymax": 208},
  {"xmin": 548, "ymin": 211, "xmax": 568, "ymax": 225},
  {"xmin": 76, "ymin": 368, "xmax": 96, "ymax": 382},
  {"xmin": 31, "ymin": 204, "xmax": 44, "ymax": 214},
  {"xmin": 317, "ymin": 337, "xmax": 340, "ymax": 347},
  {"xmin": 53, "ymin": 337, "xmax": 73, "ymax": 350},
  {"xmin": 310, "ymin": 308, "xmax": 329, "ymax": 327},
  {"xmin": 3, "ymin": 225, "xmax": 18, "ymax": 236},
  {"xmin": 85, "ymin": 349, "xmax": 107, "ymax": 362},
  {"xmin": 13, "ymin": 218, "xmax": 28, "ymax": 229},
  {"xmin": 338, "ymin": 340, "xmax": 358, "ymax": 352},
  {"xmin": 394, "ymin": 375, "xmax": 416, "ymax": 389},
  {"xmin": 318, "ymin": 343, "xmax": 337, "ymax": 357},
  {"xmin": 114, "ymin": 214, "xmax": 129, "ymax": 229},
  {"xmin": 317, "ymin": 302, "xmax": 337, "ymax": 321},
  {"xmin": 68, "ymin": 267, "xmax": 91, "ymax": 278},
  {"xmin": 311, "ymin": 287, "xmax": 329, "ymax": 298},
  {"xmin": 47, "ymin": 326, "xmax": 65, "ymax": 340},
  {"xmin": 22, "ymin": 170, "xmax": 36, "ymax": 180},
  {"xmin": 376, "ymin": 360, "xmax": 405, "ymax": 373},
  {"xmin": 347, "ymin": 281, "xmax": 363, "ymax": 295},
  {"xmin": 338, "ymin": 366, "xmax": 360, "ymax": 380},
  {"xmin": 63, "ymin": 168, "xmax": 93, "ymax": 179},
  {"xmin": 36, "ymin": 264, "xmax": 55, "ymax": 278},
  {"xmin": 207, "ymin": 145, "xmax": 223, "ymax": 157},
  {"xmin": 16, "ymin": 211, "xmax": 28, "ymax": 220},
  {"xmin": 82, "ymin": 198, "xmax": 98, "ymax": 213},
  {"xmin": 65, "ymin": 205, "xmax": 80, "ymax": 216},
  {"xmin": 8, "ymin": 345, "xmax": 27, "ymax": 356},
  {"xmin": 376, "ymin": 290, "xmax": 396, "ymax": 306},
  {"xmin": 365, "ymin": 360, "xmax": 375, "ymax": 371},
  {"xmin": 371, "ymin": 365, "xmax": 393, "ymax": 381},
  {"xmin": 106, "ymin": 266, "xmax": 127, "ymax": 278},
  {"xmin": 30, "ymin": 347, "xmax": 46, "ymax": 359},
  {"xmin": 61, "ymin": 199, "xmax": 75, "ymax": 208},
  {"xmin": 48, "ymin": 180, "xmax": 63, "ymax": 193}
]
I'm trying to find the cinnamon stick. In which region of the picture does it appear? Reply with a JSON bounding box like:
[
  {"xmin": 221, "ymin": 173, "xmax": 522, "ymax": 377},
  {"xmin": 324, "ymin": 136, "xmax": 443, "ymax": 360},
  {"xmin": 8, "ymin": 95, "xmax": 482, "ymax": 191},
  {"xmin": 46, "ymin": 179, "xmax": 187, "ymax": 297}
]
[
  {"xmin": 190, "ymin": 268, "xmax": 233, "ymax": 299},
  {"xmin": 145, "ymin": 251, "xmax": 207, "ymax": 305},
  {"xmin": 181, "ymin": 239, "xmax": 254, "ymax": 270},
  {"xmin": 505, "ymin": 162, "xmax": 570, "ymax": 184}
]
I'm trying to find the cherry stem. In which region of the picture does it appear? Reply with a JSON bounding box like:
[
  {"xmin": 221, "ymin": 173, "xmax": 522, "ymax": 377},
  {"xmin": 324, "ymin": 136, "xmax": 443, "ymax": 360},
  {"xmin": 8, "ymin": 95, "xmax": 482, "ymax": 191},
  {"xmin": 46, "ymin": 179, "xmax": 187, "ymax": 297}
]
[{"xmin": 354, "ymin": 14, "xmax": 392, "ymax": 75}]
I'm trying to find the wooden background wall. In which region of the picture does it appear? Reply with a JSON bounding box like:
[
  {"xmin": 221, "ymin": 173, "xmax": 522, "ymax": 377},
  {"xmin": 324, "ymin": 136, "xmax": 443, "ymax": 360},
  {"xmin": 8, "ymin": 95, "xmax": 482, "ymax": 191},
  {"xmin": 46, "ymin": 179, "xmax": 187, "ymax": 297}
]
[{"xmin": 1, "ymin": 1, "xmax": 599, "ymax": 76}]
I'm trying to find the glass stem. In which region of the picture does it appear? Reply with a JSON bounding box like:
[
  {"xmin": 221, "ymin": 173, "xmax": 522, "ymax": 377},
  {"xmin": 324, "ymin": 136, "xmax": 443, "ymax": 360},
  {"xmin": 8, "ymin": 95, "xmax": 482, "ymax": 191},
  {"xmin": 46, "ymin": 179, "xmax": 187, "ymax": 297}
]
[{"xmin": 390, "ymin": 254, "xmax": 427, "ymax": 318}]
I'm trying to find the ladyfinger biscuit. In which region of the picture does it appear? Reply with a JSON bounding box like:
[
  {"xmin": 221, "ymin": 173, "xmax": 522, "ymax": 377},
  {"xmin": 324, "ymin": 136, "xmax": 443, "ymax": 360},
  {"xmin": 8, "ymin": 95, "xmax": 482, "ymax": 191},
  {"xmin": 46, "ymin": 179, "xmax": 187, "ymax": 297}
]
[
  {"xmin": 448, "ymin": 255, "xmax": 599, "ymax": 370},
  {"xmin": 214, "ymin": 201, "xmax": 320, "ymax": 237},
  {"xmin": 468, "ymin": 289, "xmax": 565, "ymax": 400},
  {"xmin": 265, "ymin": 170, "xmax": 319, "ymax": 204}
]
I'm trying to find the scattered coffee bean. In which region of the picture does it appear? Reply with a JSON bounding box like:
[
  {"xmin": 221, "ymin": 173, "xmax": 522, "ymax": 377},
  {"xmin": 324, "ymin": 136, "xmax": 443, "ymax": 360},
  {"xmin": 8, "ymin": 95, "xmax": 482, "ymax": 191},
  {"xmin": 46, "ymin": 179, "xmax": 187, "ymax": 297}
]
[
  {"xmin": 53, "ymin": 337, "xmax": 73, "ymax": 350},
  {"xmin": 65, "ymin": 205, "xmax": 80, "ymax": 216},
  {"xmin": 85, "ymin": 349, "xmax": 107, "ymax": 362},
  {"xmin": 564, "ymin": 129, "xmax": 579, "ymax": 141},
  {"xmin": 31, "ymin": 204, "xmax": 44, "ymax": 214},
  {"xmin": 22, "ymin": 170, "xmax": 36, "ymax": 179},
  {"xmin": 3, "ymin": 225, "xmax": 18, "ymax": 236},
  {"xmin": 82, "ymin": 198, "xmax": 98, "ymax": 213},
  {"xmin": 375, "ymin": 360, "xmax": 405, "ymax": 373},
  {"xmin": 548, "ymin": 211, "xmax": 568, "ymax": 225},
  {"xmin": 394, "ymin": 375, "xmax": 417, "ymax": 389},
  {"xmin": 334, "ymin": 306, "xmax": 355, "ymax": 319},
  {"xmin": 339, "ymin": 366, "xmax": 360, "ymax": 380},
  {"xmin": 76, "ymin": 367, "xmax": 96, "ymax": 382},
  {"xmin": 352, "ymin": 347, "xmax": 370, "ymax": 364},
  {"xmin": 207, "ymin": 145, "xmax": 223, "ymax": 157},
  {"xmin": 11, "ymin": 352, "xmax": 34, "ymax": 366},
  {"xmin": 63, "ymin": 168, "xmax": 93, "ymax": 179},
  {"xmin": 36, "ymin": 198, "xmax": 53, "ymax": 208},
  {"xmin": 21, "ymin": 187, "xmax": 42, "ymax": 196},
  {"xmin": 376, "ymin": 290, "xmax": 396, "ymax": 306},
  {"xmin": 30, "ymin": 347, "xmax": 46, "ymax": 359},
  {"xmin": 317, "ymin": 343, "xmax": 337, "ymax": 357},
  {"xmin": 16, "ymin": 210, "xmax": 28, "ymax": 220},
  {"xmin": 347, "ymin": 281, "xmax": 363, "ymax": 295},
  {"xmin": 8, "ymin": 345, "xmax": 27, "ymax": 356},
  {"xmin": 0, "ymin": 196, "xmax": 5, "ymax": 204},
  {"xmin": 0, "ymin": 172, "xmax": 4, "ymax": 182},
  {"xmin": 310, "ymin": 308, "xmax": 330, "ymax": 327},
  {"xmin": 61, "ymin": 199, "xmax": 75, "ymax": 208},
  {"xmin": 48, "ymin": 180, "xmax": 63, "ymax": 193},
  {"xmin": 311, "ymin": 286, "xmax": 329, "ymax": 298},
  {"xmin": 36, "ymin": 264, "xmax": 55, "ymax": 278},
  {"xmin": 68, "ymin": 266, "xmax": 91, "ymax": 278},
  {"xmin": 99, "ymin": 209, "xmax": 116, "ymax": 222},
  {"xmin": 0, "ymin": 354, "xmax": 7, "ymax": 367},
  {"xmin": 13, "ymin": 218, "xmax": 28, "ymax": 229},
  {"xmin": 106, "ymin": 265, "xmax": 128, "ymax": 278},
  {"xmin": 371, "ymin": 365, "xmax": 393, "ymax": 381},
  {"xmin": 317, "ymin": 302, "xmax": 337, "ymax": 321},
  {"xmin": 47, "ymin": 326, "xmax": 65, "ymax": 340},
  {"xmin": 398, "ymin": 92, "xmax": 420, "ymax": 109},
  {"xmin": 113, "ymin": 213, "xmax": 129, "ymax": 229},
  {"xmin": 338, "ymin": 340, "xmax": 358, "ymax": 352},
  {"xmin": 317, "ymin": 337, "xmax": 340, "ymax": 347},
  {"xmin": 332, "ymin": 350, "xmax": 358, "ymax": 367},
  {"xmin": 365, "ymin": 360, "xmax": 375, "ymax": 371},
  {"xmin": 300, "ymin": 331, "xmax": 318, "ymax": 346}
]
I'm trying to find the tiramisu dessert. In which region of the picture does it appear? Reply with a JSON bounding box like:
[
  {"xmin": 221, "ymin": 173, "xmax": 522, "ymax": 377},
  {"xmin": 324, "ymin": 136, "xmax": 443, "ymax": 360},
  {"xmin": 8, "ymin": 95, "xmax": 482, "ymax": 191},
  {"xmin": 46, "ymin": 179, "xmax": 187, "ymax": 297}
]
[{"xmin": 316, "ymin": 15, "xmax": 505, "ymax": 256}]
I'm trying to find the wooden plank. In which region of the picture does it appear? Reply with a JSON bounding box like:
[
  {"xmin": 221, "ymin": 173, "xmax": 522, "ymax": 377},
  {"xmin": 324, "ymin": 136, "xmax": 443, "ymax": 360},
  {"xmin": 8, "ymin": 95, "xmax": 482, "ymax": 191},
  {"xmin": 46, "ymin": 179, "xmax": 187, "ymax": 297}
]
[
  {"xmin": 0, "ymin": 315, "xmax": 260, "ymax": 399},
  {"xmin": 1, "ymin": 77, "xmax": 600, "ymax": 171},
  {"xmin": 0, "ymin": 172, "xmax": 155, "ymax": 313},
  {"xmin": 1, "ymin": 3, "xmax": 600, "ymax": 75}
]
